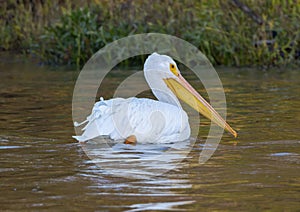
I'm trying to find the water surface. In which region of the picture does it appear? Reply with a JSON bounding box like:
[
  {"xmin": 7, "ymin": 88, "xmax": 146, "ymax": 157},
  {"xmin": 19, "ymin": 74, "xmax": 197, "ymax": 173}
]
[{"xmin": 0, "ymin": 58, "xmax": 299, "ymax": 211}]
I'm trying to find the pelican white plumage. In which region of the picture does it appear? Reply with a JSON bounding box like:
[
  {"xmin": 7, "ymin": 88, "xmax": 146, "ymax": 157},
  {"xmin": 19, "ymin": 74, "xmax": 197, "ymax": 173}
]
[{"xmin": 73, "ymin": 53, "xmax": 237, "ymax": 143}]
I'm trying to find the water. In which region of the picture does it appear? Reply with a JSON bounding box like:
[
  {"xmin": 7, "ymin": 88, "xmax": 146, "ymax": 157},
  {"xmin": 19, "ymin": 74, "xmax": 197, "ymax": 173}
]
[{"xmin": 0, "ymin": 57, "xmax": 299, "ymax": 211}]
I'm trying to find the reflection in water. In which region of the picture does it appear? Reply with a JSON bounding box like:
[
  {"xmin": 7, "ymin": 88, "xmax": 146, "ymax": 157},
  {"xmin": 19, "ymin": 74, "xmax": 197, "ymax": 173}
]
[
  {"xmin": 0, "ymin": 135, "xmax": 195, "ymax": 211},
  {"xmin": 126, "ymin": 200, "xmax": 195, "ymax": 212},
  {"xmin": 0, "ymin": 59, "xmax": 300, "ymax": 210},
  {"xmin": 81, "ymin": 138, "xmax": 195, "ymax": 179}
]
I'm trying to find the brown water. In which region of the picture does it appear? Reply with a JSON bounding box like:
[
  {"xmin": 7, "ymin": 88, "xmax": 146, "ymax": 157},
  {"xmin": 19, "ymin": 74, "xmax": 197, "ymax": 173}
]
[{"xmin": 0, "ymin": 58, "xmax": 299, "ymax": 211}]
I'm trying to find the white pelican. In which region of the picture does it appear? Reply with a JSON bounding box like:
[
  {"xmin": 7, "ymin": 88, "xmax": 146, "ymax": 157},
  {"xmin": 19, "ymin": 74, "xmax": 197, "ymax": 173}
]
[{"xmin": 73, "ymin": 53, "xmax": 237, "ymax": 144}]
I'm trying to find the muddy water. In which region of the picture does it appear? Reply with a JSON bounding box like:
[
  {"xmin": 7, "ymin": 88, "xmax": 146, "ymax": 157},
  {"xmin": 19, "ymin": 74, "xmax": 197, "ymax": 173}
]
[{"xmin": 0, "ymin": 58, "xmax": 299, "ymax": 211}]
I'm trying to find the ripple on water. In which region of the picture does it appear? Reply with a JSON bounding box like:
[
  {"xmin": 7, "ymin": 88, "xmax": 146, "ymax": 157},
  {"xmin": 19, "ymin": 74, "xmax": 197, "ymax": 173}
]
[
  {"xmin": 125, "ymin": 200, "xmax": 195, "ymax": 212},
  {"xmin": 270, "ymin": 152, "xmax": 298, "ymax": 157}
]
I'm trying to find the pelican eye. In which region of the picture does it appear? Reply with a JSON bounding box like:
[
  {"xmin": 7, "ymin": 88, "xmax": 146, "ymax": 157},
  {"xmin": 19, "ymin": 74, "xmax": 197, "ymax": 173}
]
[{"xmin": 169, "ymin": 63, "xmax": 179, "ymax": 76}]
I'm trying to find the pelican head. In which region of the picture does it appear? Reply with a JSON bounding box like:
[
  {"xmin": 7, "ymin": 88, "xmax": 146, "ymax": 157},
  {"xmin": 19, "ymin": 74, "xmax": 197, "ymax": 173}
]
[{"xmin": 144, "ymin": 52, "xmax": 237, "ymax": 138}]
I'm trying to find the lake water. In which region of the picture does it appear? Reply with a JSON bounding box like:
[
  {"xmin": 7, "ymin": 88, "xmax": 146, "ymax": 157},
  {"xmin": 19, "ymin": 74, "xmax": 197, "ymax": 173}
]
[{"xmin": 0, "ymin": 56, "xmax": 299, "ymax": 211}]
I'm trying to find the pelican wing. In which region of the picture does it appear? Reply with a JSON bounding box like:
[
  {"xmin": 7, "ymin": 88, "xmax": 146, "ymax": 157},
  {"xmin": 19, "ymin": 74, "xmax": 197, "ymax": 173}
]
[{"xmin": 73, "ymin": 97, "xmax": 190, "ymax": 143}]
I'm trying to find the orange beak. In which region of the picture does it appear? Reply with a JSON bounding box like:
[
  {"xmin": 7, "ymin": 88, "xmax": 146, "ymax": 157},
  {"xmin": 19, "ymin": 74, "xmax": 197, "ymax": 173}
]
[{"xmin": 164, "ymin": 74, "xmax": 237, "ymax": 138}]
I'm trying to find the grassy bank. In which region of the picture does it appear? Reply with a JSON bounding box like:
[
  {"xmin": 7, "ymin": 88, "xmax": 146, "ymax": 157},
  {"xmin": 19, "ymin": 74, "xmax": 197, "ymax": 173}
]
[{"xmin": 1, "ymin": 0, "xmax": 299, "ymax": 67}]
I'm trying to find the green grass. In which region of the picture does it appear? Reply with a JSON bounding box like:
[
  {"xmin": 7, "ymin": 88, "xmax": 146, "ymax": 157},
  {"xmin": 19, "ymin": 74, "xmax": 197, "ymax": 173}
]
[{"xmin": 1, "ymin": 0, "xmax": 299, "ymax": 68}]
